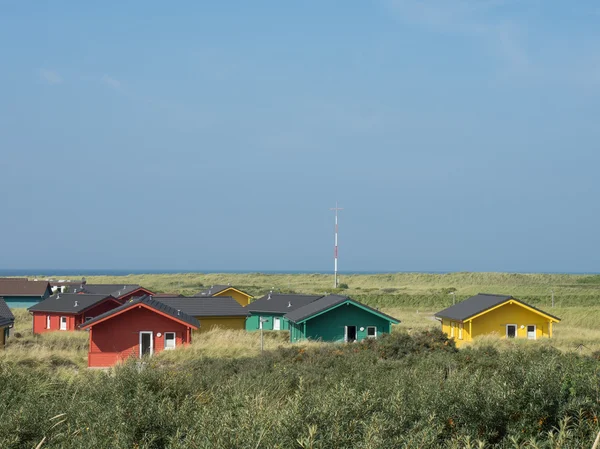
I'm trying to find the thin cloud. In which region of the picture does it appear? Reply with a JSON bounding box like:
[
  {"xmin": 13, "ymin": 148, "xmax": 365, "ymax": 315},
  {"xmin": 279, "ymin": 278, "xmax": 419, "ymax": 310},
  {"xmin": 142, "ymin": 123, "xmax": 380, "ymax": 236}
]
[
  {"xmin": 39, "ymin": 69, "xmax": 62, "ymax": 85},
  {"xmin": 385, "ymin": 0, "xmax": 532, "ymax": 76},
  {"xmin": 101, "ymin": 74, "xmax": 121, "ymax": 89}
]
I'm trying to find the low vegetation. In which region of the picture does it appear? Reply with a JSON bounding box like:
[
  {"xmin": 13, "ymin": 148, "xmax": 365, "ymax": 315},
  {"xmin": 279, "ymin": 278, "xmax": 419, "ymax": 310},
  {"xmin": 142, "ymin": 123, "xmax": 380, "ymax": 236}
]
[
  {"xmin": 2, "ymin": 272, "xmax": 600, "ymax": 447},
  {"xmin": 1, "ymin": 330, "xmax": 600, "ymax": 448}
]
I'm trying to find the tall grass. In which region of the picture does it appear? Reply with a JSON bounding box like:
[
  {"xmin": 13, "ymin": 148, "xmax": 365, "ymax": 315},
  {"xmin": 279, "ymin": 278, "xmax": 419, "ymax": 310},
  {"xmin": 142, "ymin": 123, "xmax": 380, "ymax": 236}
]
[{"xmin": 1, "ymin": 331, "xmax": 600, "ymax": 448}]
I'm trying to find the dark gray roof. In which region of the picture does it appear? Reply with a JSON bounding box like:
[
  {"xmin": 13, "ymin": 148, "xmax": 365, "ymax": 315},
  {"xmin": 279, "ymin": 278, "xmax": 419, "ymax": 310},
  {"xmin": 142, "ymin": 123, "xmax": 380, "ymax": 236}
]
[
  {"xmin": 67, "ymin": 284, "xmax": 145, "ymax": 297},
  {"xmin": 434, "ymin": 293, "xmax": 561, "ymax": 322},
  {"xmin": 80, "ymin": 295, "xmax": 200, "ymax": 329},
  {"xmin": 194, "ymin": 285, "xmax": 250, "ymax": 297},
  {"xmin": 0, "ymin": 298, "xmax": 15, "ymax": 328},
  {"xmin": 28, "ymin": 294, "xmax": 117, "ymax": 314},
  {"xmin": 153, "ymin": 296, "xmax": 248, "ymax": 317},
  {"xmin": 247, "ymin": 293, "xmax": 324, "ymax": 314},
  {"xmin": 285, "ymin": 295, "xmax": 401, "ymax": 324}
]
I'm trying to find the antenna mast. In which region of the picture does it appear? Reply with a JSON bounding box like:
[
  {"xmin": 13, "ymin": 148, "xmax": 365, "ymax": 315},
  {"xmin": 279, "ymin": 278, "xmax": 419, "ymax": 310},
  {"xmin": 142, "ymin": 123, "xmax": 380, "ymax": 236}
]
[{"xmin": 330, "ymin": 202, "xmax": 343, "ymax": 288}]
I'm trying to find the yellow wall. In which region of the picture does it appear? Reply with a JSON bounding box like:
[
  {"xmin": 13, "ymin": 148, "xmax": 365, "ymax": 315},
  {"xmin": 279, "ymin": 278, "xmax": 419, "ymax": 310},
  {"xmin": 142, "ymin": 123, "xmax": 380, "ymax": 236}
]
[
  {"xmin": 214, "ymin": 289, "xmax": 252, "ymax": 307},
  {"xmin": 470, "ymin": 302, "xmax": 551, "ymax": 341},
  {"xmin": 195, "ymin": 316, "xmax": 246, "ymax": 334},
  {"xmin": 440, "ymin": 302, "xmax": 556, "ymax": 347}
]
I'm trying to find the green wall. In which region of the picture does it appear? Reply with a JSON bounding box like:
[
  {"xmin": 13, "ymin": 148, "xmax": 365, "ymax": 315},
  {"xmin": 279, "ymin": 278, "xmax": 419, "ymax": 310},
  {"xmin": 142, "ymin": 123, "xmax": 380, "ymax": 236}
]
[
  {"xmin": 290, "ymin": 302, "xmax": 393, "ymax": 343},
  {"xmin": 5, "ymin": 294, "xmax": 49, "ymax": 309},
  {"xmin": 245, "ymin": 313, "xmax": 289, "ymax": 331}
]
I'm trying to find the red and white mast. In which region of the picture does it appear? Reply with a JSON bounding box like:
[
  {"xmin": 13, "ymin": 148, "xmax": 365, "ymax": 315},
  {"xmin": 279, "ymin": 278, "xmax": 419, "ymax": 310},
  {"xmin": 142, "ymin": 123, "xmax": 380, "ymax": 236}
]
[{"xmin": 330, "ymin": 202, "xmax": 343, "ymax": 288}]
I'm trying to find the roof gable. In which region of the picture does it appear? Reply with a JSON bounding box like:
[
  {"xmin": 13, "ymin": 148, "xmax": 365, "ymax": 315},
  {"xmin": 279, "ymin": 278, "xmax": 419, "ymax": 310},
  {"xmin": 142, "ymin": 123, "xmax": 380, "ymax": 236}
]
[
  {"xmin": 194, "ymin": 285, "xmax": 251, "ymax": 298},
  {"xmin": 80, "ymin": 295, "xmax": 199, "ymax": 329},
  {"xmin": 285, "ymin": 295, "xmax": 401, "ymax": 324},
  {"xmin": 28, "ymin": 294, "xmax": 118, "ymax": 314},
  {"xmin": 153, "ymin": 296, "xmax": 248, "ymax": 317},
  {"xmin": 247, "ymin": 293, "xmax": 324, "ymax": 314},
  {"xmin": 435, "ymin": 293, "xmax": 561, "ymax": 322}
]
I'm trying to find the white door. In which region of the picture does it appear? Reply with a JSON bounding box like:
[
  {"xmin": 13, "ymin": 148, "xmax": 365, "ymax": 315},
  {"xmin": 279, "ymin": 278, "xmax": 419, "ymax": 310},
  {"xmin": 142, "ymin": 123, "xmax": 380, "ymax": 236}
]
[
  {"xmin": 59, "ymin": 316, "xmax": 67, "ymax": 330},
  {"xmin": 506, "ymin": 324, "xmax": 517, "ymax": 338},
  {"xmin": 139, "ymin": 332, "xmax": 153, "ymax": 357},
  {"xmin": 527, "ymin": 325, "xmax": 536, "ymax": 340},
  {"xmin": 273, "ymin": 317, "xmax": 281, "ymax": 330}
]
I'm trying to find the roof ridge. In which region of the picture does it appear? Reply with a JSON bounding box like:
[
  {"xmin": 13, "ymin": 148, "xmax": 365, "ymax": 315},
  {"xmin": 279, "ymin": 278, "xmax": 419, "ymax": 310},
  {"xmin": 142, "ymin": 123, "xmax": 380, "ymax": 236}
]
[{"xmin": 477, "ymin": 293, "xmax": 513, "ymax": 297}]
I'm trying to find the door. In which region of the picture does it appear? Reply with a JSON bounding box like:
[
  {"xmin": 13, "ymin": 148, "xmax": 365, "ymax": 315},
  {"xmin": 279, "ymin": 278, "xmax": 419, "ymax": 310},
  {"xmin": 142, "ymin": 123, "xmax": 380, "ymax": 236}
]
[
  {"xmin": 273, "ymin": 317, "xmax": 281, "ymax": 331},
  {"xmin": 59, "ymin": 316, "xmax": 67, "ymax": 331},
  {"xmin": 527, "ymin": 325, "xmax": 536, "ymax": 340},
  {"xmin": 139, "ymin": 332, "xmax": 153, "ymax": 357},
  {"xmin": 345, "ymin": 325, "xmax": 357, "ymax": 342},
  {"xmin": 506, "ymin": 324, "xmax": 517, "ymax": 338}
]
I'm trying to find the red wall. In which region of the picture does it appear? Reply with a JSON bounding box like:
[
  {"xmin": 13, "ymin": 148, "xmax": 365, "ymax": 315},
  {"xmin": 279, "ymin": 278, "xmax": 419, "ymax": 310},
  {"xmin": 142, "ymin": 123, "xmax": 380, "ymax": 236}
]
[
  {"xmin": 33, "ymin": 312, "xmax": 77, "ymax": 334},
  {"xmin": 88, "ymin": 305, "xmax": 191, "ymax": 368},
  {"xmin": 32, "ymin": 298, "xmax": 121, "ymax": 334}
]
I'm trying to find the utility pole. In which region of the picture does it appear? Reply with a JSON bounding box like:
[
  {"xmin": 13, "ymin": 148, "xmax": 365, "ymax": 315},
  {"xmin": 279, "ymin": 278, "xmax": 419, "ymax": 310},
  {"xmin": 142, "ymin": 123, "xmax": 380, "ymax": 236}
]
[
  {"xmin": 450, "ymin": 291, "xmax": 456, "ymax": 305},
  {"xmin": 330, "ymin": 202, "xmax": 343, "ymax": 288}
]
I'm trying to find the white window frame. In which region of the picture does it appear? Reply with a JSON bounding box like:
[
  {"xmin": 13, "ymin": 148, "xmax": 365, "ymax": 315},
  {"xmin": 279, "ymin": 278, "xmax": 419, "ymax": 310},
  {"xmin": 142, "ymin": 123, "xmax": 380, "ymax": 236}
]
[
  {"xmin": 164, "ymin": 332, "xmax": 176, "ymax": 350},
  {"xmin": 46, "ymin": 315, "xmax": 51, "ymax": 329},
  {"xmin": 273, "ymin": 317, "xmax": 281, "ymax": 331},
  {"xmin": 366, "ymin": 326, "xmax": 377, "ymax": 339},
  {"xmin": 506, "ymin": 324, "xmax": 517, "ymax": 339},
  {"xmin": 458, "ymin": 323, "xmax": 463, "ymax": 340},
  {"xmin": 450, "ymin": 322, "xmax": 455, "ymax": 338},
  {"xmin": 59, "ymin": 316, "xmax": 67, "ymax": 331},
  {"xmin": 139, "ymin": 331, "xmax": 154, "ymax": 358},
  {"xmin": 526, "ymin": 325, "xmax": 536, "ymax": 340}
]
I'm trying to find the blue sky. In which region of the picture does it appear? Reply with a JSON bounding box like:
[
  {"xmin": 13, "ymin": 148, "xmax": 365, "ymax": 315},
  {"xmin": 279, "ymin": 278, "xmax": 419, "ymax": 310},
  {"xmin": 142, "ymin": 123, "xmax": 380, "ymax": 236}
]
[{"xmin": 1, "ymin": 1, "xmax": 599, "ymax": 272}]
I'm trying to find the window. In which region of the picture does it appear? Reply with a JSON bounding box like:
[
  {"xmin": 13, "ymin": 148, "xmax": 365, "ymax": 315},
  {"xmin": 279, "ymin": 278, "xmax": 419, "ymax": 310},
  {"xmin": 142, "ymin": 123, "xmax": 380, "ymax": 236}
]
[
  {"xmin": 59, "ymin": 316, "xmax": 67, "ymax": 331},
  {"xmin": 506, "ymin": 324, "xmax": 517, "ymax": 338},
  {"xmin": 458, "ymin": 323, "xmax": 463, "ymax": 340},
  {"xmin": 450, "ymin": 322, "xmax": 455, "ymax": 338},
  {"xmin": 367, "ymin": 326, "xmax": 377, "ymax": 338},
  {"xmin": 273, "ymin": 317, "xmax": 281, "ymax": 331},
  {"xmin": 46, "ymin": 315, "xmax": 51, "ymax": 329},
  {"xmin": 527, "ymin": 325, "xmax": 536, "ymax": 340},
  {"xmin": 164, "ymin": 332, "xmax": 176, "ymax": 350}
]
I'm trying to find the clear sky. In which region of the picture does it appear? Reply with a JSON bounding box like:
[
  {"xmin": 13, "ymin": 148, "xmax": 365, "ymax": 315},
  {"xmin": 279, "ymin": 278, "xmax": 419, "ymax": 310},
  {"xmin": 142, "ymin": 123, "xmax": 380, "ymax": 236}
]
[{"xmin": 1, "ymin": 1, "xmax": 599, "ymax": 273}]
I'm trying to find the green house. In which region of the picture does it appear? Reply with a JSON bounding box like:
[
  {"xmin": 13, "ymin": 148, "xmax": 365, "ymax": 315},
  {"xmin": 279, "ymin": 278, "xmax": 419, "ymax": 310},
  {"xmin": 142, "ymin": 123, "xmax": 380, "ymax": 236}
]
[
  {"xmin": 285, "ymin": 295, "xmax": 400, "ymax": 343},
  {"xmin": 0, "ymin": 279, "xmax": 52, "ymax": 309},
  {"xmin": 246, "ymin": 293, "xmax": 325, "ymax": 331}
]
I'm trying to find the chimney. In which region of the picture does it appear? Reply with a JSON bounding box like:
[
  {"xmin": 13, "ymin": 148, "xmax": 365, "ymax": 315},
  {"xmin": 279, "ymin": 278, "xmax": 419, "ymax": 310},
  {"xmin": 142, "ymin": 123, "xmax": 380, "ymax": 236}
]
[
  {"xmin": 57, "ymin": 294, "xmax": 60, "ymax": 299},
  {"xmin": 288, "ymin": 301, "xmax": 292, "ymax": 308},
  {"xmin": 74, "ymin": 301, "xmax": 79, "ymax": 307},
  {"xmin": 267, "ymin": 293, "xmax": 271, "ymax": 300},
  {"xmin": 177, "ymin": 309, "xmax": 181, "ymax": 315}
]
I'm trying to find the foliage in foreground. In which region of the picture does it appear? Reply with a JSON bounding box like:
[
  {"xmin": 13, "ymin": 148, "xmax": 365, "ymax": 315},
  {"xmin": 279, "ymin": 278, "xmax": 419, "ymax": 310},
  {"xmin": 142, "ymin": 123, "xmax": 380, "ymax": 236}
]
[{"xmin": 1, "ymin": 329, "xmax": 600, "ymax": 448}]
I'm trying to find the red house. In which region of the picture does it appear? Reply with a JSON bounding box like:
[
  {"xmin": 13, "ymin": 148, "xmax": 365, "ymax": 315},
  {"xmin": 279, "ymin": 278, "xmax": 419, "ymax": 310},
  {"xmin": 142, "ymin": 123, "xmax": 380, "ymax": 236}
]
[
  {"xmin": 80, "ymin": 296, "xmax": 199, "ymax": 368},
  {"xmin": 28, "ymin": 294, "xmax": 122, "ymax": 334}
]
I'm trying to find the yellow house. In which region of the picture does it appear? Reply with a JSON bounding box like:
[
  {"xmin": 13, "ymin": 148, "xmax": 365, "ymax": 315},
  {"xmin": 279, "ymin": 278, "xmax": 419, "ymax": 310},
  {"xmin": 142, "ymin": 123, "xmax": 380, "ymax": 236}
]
[
  {"xmin": 194, "ymin": 285, "xmax": 253, "ymax": 307},
  {"xmin": 435, "ymin": 293, "xmax": 561, "ymax": 347},
  {"xmin": 0, "ymin": 298, "xmax": 15, "ymax": 349},
  {"xmin": 153, "ymin": 296, "xmax": 248, "ymax": 334}
]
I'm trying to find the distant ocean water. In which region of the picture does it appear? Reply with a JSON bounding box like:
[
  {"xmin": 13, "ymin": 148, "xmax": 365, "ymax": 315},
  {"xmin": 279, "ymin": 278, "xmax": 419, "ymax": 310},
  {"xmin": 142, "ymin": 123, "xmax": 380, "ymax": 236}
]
[{"xmin": 0, "ymin": 269, "xmax": 597, "ymax": 277}]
